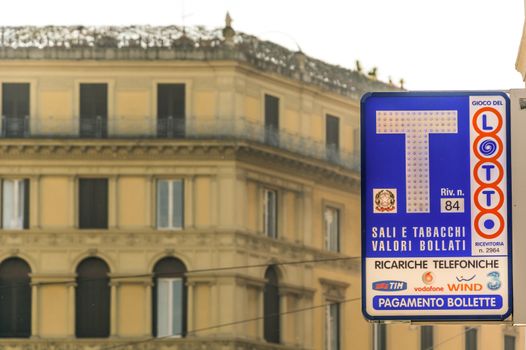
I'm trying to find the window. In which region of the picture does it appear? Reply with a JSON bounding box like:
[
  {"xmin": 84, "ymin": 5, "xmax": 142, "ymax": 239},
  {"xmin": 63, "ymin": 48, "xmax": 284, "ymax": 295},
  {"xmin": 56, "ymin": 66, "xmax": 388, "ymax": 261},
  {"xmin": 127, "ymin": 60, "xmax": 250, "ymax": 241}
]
[
  {"xmin": 325, "ymin": 302, "xmax": 340, "ymax": 350},
  {"xmin": 80, "ymin": 83, "xmax": 108, "ymax": 138},
  {"xmin": 263, "ymin": 189, "xmax": 277, "ymax": 238},
  {"xmin": 264, "ymin": 94, "xmax": 279, "ymax": 146},
  {"xmin": 505, "ymin": 335, "xmax": 515, "ymax": 350},
  {"xmin": 75, "ymin": 257, "xmax": 110, "ymax": 338},
  {"xmin": 78, "ymin": 178, "xmax": 108, "ymax": 229},
  {"xmin": 465, "ymin": 327, "xmax": 477, "ymax": 350},
  {"xmin": 324, "ymin": 207, "xmax": 340, "ymax": 252},
  {"xmin": 0, "ymin": 258, "xmax": 31, "ymax": 338},
  {"xmin": 157, "ymin": 179, "xmax": 184, "ymax": 229},
  {"xmin": 2, "ymin": 83, "xmax": 30, "ymax": 137},
  {"xmin": 1, "ymin": 179, "xmax": 29, "ymax": 229},
  {"xmin": 153, "ymin": 257, "xmax": 187, "ymax": 337},
  {"xmin": 157, "ymin": 84, "xmax": 185, "ymax": 137},
  {"xmin": 264, "ymin": 266, "xmax": 280, "ymax": 343},
  {"xmin": 421, "ymin": 326, "xmax": 433, "ymax": 350},
  {"xmin": 326, "ymin": 114, "xmax": 340, "ymax": 162},
  {"xmin": 373, "ymin": 323, "xmax": 387, "ymax": 350}
]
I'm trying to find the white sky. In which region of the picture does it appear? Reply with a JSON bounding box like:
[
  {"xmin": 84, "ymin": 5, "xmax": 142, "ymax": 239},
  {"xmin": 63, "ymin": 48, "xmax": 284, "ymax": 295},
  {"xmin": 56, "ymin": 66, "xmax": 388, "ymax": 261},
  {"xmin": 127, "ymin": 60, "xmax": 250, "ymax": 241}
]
[{"xmin": 0, "ymin": 0, "xmax": 524, "ymax": 91}]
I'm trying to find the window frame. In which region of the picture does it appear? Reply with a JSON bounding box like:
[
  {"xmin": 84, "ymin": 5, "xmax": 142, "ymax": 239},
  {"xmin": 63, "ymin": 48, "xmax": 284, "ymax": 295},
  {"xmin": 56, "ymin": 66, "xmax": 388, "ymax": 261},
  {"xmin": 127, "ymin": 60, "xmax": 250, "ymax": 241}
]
[
  {"xmin": 324, "ymin": 206, "xmax": 340, "ymax": 252},
  {"xmin": 420, "ymin": 325, "xmax": 434, "ymax": 350},
  {"xmin": 263, "ymin": 266, "xmax": 280, "ymax": 344},
  {"xmin": 465, "ymin": 327, "xmax": 478, "ymax": 350},
  {"xmin": 504, "ymin": 334, "xmax": 516, "ymax": 350},
  {"xmin": 152, "ymin": 257, "xmax": 187, "ymax": 338},
  {"xmin": 74, "ymin": 80, "xmax": 114, "ymax": 137},
  {"xmin": 156, "ymin": 178, "xmax": 185, "ymax": 230},
  {"xmin": 78, "ymin": 178, "xmax": 109, "ymax": 229},
  {"xmin": 0, "ymin": 178, "xmax": 29, "ymax": 230},
  {"xmin": 263, "ymin": 188, "xmax": 278, "ymax": 239},
  {"xmin": 75, "ymin": 257, "xmax": 111, "ymax": 338},
  {"xmin": 0, "ymin": 80, "xmax": 36, "ymax": 137},
  {"xmin": 263, "ymin": 92, "xmax": 281, "ymax": 147},
  {"xmin": 373, "ymin": 323, "xmax": 387, "ymax": 350},
  {"xmin": 156, "ymin": 277, "xmax": 184, "ymax": 338},
  {"xmin": 0, "ymin": 257, "xmax": 32, "ymax": 338},
  {"xmin": 325, "ymin": 301, "xmax": 340, "ymax": 350}
]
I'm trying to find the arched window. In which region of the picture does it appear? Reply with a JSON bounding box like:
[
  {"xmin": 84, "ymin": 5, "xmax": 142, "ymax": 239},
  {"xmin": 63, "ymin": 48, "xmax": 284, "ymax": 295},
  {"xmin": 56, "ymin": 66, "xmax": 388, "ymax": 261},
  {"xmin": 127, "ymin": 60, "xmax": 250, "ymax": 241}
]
[
  {"xmin": 264, "ymin": 266, "xmax": 280, "ymax": 343},
  {"xmin": 153, "ymin": 257, "xmax": 187, "ymax": 338},
  {"xmin": 0, "ymin": 257, "xmax": 31, "ymax": 338},
  {"xmin": 75, "ymin": 257, "xmax": 110, "ymax": 338}
]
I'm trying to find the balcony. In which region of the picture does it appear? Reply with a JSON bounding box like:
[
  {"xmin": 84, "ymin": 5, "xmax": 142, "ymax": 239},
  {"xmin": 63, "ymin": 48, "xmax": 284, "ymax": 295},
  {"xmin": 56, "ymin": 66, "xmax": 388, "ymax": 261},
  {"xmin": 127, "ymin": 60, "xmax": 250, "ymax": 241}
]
[{"xmin": 0, "ymin": 116, "xmax": 359, "ymax": 170}]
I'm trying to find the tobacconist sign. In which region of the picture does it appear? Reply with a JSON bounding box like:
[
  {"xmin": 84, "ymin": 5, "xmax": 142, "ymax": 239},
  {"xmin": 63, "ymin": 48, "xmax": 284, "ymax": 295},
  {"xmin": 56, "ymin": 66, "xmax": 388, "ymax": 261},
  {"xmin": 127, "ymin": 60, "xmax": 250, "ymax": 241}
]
[{"xmin": 361, "ymin": 92, "xmax": 511, "ymax": 321}]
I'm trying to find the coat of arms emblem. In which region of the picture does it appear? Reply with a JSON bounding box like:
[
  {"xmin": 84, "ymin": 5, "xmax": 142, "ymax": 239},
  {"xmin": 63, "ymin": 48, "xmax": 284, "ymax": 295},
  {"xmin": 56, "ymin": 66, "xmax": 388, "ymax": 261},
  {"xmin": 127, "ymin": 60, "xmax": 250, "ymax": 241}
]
[{"xmin": 374, "ymin": 189, "xmax": 397, "ymax": 213}]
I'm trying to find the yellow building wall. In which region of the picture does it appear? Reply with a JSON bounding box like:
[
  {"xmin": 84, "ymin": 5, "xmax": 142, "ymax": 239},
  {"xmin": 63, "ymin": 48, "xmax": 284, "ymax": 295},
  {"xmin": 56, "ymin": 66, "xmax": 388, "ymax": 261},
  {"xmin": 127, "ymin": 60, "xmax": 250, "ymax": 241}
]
[
  {"xmin": 118, "ymin": 284, "xmax": 147, "ymax": 337},
  {"xmin": 40, "ymin": 176, "xmax": 71, "ymax": 228},
  {"xmin": 38, "ymin": 285, "xmax": 70, "ymax": 337},
  {"xmin": 118, "ymin": 177, "xmax": 148, "ymax": 228}
]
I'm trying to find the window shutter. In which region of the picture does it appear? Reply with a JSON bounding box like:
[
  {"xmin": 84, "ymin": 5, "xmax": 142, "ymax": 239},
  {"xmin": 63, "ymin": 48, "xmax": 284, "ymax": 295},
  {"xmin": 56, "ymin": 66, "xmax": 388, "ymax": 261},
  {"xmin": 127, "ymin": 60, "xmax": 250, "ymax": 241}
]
[
  {"xmin": 157, "ymin": 84, "xmax": 186, "ymax": 137},
  {"xmin": 79, "ymin": 179, "xmax": 108, "ymax": 229},
  {"xmin": 23, "ymin": 179, "xmax": 29, "ymax": 229},
  {"xmin": 75, "ymin": 258, "xmax": 110, "ymax": 338},
  {"xmin": 0, "ymin": 258, "xmax": 31, "ymax": 338}
]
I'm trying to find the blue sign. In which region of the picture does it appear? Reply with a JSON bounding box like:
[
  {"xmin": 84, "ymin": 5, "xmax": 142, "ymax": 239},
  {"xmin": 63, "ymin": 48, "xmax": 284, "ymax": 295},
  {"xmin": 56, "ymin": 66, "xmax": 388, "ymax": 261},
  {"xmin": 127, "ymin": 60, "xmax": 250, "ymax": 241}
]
[{"xmin": 361, "ymin": 92, "xmax": 512, "ymax": 321}]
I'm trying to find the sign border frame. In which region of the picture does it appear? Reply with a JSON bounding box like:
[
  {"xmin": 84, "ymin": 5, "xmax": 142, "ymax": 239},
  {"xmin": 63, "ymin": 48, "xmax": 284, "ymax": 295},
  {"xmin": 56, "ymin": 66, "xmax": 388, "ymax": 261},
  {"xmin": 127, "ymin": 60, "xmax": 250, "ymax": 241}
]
[{"xmin": 360, "ymin": 91, "xmax": 513, "ymax": 322}]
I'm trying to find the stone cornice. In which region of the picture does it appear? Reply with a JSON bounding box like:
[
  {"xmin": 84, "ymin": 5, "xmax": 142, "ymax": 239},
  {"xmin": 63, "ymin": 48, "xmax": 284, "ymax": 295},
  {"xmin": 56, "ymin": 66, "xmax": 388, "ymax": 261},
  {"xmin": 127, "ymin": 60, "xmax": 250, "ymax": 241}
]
[
  {"xmin": 0, "ymin": 229, "xmax": 359, "ymax": 274},
  {"xmin": 0, "ymin": 139, "xmax": 359, "ymax": 191}
]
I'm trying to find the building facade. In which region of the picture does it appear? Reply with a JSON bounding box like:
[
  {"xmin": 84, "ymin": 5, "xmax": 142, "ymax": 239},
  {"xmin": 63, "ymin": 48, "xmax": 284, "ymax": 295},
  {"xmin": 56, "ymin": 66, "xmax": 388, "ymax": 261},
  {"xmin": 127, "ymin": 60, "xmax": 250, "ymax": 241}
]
[{"xmin": 0, "ymin": 19, "xmax": 521, "ymax": 350}]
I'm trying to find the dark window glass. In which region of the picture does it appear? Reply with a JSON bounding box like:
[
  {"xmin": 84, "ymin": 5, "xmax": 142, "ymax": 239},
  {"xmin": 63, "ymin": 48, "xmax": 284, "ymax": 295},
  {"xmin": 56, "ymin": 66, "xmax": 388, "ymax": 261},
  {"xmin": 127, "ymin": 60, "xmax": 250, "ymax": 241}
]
[
  {"xmin": 421, "ymin": 326, "xmax": 433, "ymax": 350},
  {"xmin": 75, "ymin": 257, "xmax": 110, "ymax": 338},
  {"xmin": 0, "ymin": 258, "xmax": 31, "ymax": 338},
  {"xmin": 375, "ymin": 323, "xmax": 387, "ymax": 350},
  {"xmin": 505, "ymin": 335, "xmax": 515, "ymax": 350},
  {"xmin": 264, "ymin": 94, "xmax": 279, "ymax": 146},
  {"xmin": 465, "ymin": 327, "xmax": 477, "ymax": 350},
  {"xmin": 152, "ymin": 257, "xmax": 187, "ymax": 337},
  {"xmin": 2, "ymin": 83, "xmax": 30, "ymax": 137},
  {"xmin": 79, "ymin": 178, "xmax": 108, "ymax": 229},
  {"xmin": 264, "ymin": 266, "xmax": 280, "ymax": 344},
  {"xmin": 157, "ymin": 84, "xmax": 185, "ymax": 137},
  {"xmin": 326, "ymin": 114, "xmax": 339, "ymax": 162},
  {"xmin": 80, "ymin": 84, "xmax": 107, "ymax": 138}
]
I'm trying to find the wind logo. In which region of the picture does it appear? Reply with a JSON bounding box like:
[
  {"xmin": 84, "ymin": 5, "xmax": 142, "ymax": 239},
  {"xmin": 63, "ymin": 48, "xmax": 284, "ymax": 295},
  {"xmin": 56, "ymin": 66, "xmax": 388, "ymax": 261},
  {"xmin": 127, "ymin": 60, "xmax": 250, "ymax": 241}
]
[
  {"xmin": 372, "ymin": 280, "xmax": 407, "ymax": 292},
  {"xmin": 447, "ymin": 283, "xmax": 483, "ymax": 292},
  {"xmin": 456, "ymin": 275, "xmax": 476, "ymax": 282}
]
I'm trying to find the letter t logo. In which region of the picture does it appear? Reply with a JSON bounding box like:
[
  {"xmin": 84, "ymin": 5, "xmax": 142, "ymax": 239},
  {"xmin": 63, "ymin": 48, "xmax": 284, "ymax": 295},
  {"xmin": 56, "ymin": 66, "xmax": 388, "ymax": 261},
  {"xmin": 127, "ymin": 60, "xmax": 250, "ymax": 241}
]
[{"xmin": 376, "ymin": 111, "xmax": 458, "ymax": 213}]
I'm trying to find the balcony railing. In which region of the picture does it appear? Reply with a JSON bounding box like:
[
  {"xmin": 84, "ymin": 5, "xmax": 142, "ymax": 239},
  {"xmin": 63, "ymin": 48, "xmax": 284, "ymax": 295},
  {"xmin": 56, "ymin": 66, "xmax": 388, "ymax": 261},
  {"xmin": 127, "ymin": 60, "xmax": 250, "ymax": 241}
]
[{"xmin": 0, "ymin": 116, "xmax": 359, "ymax": 170}]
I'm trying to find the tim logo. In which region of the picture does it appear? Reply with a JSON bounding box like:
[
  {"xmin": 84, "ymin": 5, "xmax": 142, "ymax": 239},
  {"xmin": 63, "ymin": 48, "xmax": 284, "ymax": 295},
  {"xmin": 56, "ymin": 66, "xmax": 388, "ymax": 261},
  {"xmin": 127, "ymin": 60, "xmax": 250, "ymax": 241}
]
[{"xmin": 372, "ymin": 280, "xmax": 407, "ymax": 292}]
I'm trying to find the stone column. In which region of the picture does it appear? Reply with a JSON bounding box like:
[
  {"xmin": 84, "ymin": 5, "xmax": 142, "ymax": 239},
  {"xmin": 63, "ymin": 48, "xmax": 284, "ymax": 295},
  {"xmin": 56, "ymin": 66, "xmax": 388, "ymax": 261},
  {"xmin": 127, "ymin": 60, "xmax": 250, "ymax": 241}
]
[
  {"xmin": 110, "ymin": 281, "xmax": 119, "ymax": 337},
  {"xmin": 67, "ymin": 282, "xmax": 76, "ymax": 338},
  {"xmin": 30, "ymin": 282, "xmax": 39, "ymax": 338},
  {"xmin": 186, "ymin": 281, "xmax": 195, "ymax": 335},
  {"xmin": 144, "ymin": 280, "xmax": 153, "ymax": 337}
]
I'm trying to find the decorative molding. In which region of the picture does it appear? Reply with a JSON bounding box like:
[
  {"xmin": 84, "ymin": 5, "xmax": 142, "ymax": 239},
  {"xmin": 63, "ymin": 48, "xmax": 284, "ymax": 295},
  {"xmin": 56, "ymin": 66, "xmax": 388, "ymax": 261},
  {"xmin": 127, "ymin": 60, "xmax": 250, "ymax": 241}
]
[
  {"xmin": 319, "ymin": 278, "xmax": 350, "ymax": 302},
  {"xmin": 0, "ymin": 337, "xmax": 305, "ymax": 350},
  {"xmin": 0, "ymin": 229, "xmax": 359, "ymax": 274},
  {"xmin": 0, "ymin": 140, "xmax": 359, "ymax": 191}
]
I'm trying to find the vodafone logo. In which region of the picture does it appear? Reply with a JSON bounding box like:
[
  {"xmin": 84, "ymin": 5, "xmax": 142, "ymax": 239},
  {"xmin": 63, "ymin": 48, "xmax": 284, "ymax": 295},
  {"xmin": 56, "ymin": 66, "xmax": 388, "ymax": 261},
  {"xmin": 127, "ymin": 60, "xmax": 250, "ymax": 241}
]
[{"xmin": 422, "ymin": 271, "xmax": 435, "ymax": 285}]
